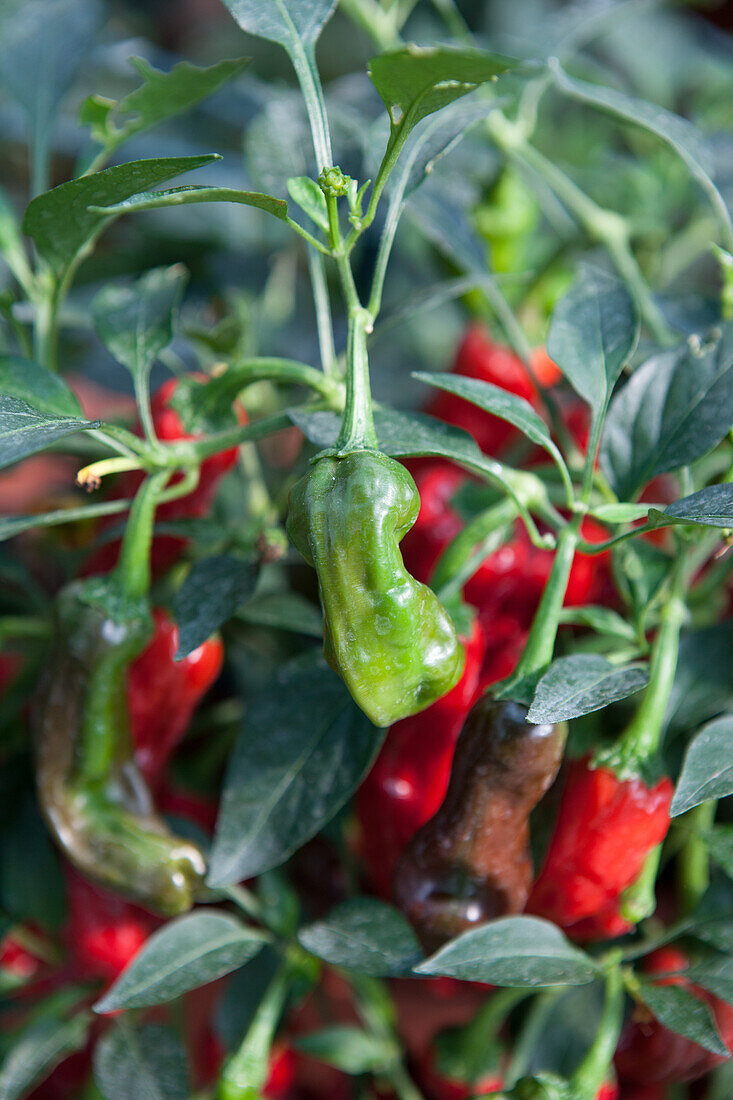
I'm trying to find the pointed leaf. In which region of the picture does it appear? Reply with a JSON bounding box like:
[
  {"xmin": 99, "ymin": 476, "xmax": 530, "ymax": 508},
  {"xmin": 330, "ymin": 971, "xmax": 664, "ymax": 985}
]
[
  {"xmin": 0, "ymin": 354, "xmax": 82, "ymax": 416},
  {"xmin": 23, "ymin": 155, "xmax": 220, "ymax": 277},
  {"xmin": 637, "ymin": 981, "xmax": 730, "ymax": 1056},
  {"xmin": 93, "ymin": 1023, "xmax": 188, "ymax": 1100},
  {"xmin": 0, "ymin": 1012, "xmax": 90, "ymax": 1100},
  {"xmin": 415, "ymin": 916, "xmax": 598, "ymax": 986},
  {"xmin": 706, "ymin": 826, "xmax": 733, "ymax": 879},
  {"xmin": 687, "ymin": 956, "xmax": 733, "ymax": 1009},
  {"xmin": 287, "ymin": 175, "xmax": 328, "ymax": 230},
  {"xmin": 670, "ymin": 715, "xmax": 733, "ymax": 817},
  {"xmin": 0, "ymin": 394, "xmax": 97, "ymax": 470},
  {"xmin": 547, "ymin": 268, "xmax": 639, "ymax": 416},
  {"xmin": 601, "ymin": 326, "xmax": 733, "ymax": 500},
  {"xmin": 92, "ymin": 265, "xmax": 188, "ymax": 385},
  {"xmin": 172, "ymin": 555, "xmax": 259, "ymax": 659},
  {"xmin": 648, "ymin": 484, "xmax": 733, "ymax": 531},
  {"xmin": 527, "ymin": 654, "xmax": 649, "ymax": 723},
  {"xmin": 208, "ymin": 653, "xmax": 384, "ymax": 886},
  {"xmin": 298, "ymin": 898, "xmax": 423, "ymax": 977},
  {"xmin": 295, "ymin": 1028, "xmax": 396, "ymax": 1075},
  {"xmin": 94, "ymin": 911, "xmax": 266, "ymax": 1013}
]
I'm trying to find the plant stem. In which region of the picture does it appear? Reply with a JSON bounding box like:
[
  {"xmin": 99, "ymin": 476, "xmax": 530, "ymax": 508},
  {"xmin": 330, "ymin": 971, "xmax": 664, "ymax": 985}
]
[
  {"xmin": 616, "ymin": 555, "xmax": 687, "ymax": 763},
  {"xmin": 33, "ymin": 277, "xmax": 61, "ymax": 372},
  {"xmin": 339, "ymin": 0, "xmax": 401, "ymax": 48},
  {"xmin": 507, "ymin": 515, "xmax": 582, "ymax": 684},
  {"xmin": 217, "ymin": 966, "xmax": 290, "ymax": 1100},
  {"xmin": 115, "ymin": 470, "xmax": 170, "ymax": 600},
  {"xmin": 432, "ymin": 497, "xmax": 517, "ymax": 594},
  {"xmin": 181, "ymin": 411, "xmax": 303, "ymax": 462},
  {"xmin": 572, "ymin": 960, "xmax": 624, "ymax": 1100},
  {"xmin": 678, "ymin": 800, "xmax": 716, "ymax": 916},
  {"xmin": 307, "ymin": 250, "xmax": 338, "ymax": 375},
  {"xmin": 336, "ymin": 307, "xmax": 378, "ymax": 451}
]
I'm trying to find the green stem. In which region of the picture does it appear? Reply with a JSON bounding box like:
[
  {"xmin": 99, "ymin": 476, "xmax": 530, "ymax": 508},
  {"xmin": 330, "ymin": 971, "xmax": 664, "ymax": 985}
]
[
  {"xmin": 180, "ymin": 411, "xmax": 303, "ymax": 463},
  {"xmin": 432, "ymin": 497, "xmax": 517, "ymax": 594},
  {"xmin": 33, "ymin": 277, "xmax": 61, "ymax": 372},
  {"xmin": 387, "ymin": 1063, "xmax": 425, "ymax": 1100},
  {"xmin": 571, "ymin": 961, "xmax": 624, "ymax": 1100},
  {"xmin": 217, "ymin": 966, "xmax": 290, "ymax": 1100},
  {"xmin": 504, "ymin": 990, "xmax": 562, "ymax": 1088},
  {"xmin": 615, "ymin": 555, "xmax": 687, "ymax": 763},
  {"xmin": 336, "ymin": 307, "xmax": 378, "ymax": 451},
  {"xmin": 508, "ymin": 515, "xmax": 582, "ymax": 684},
  {"xmin": 307, "ymin": 250, "xmax": 338, "ymax": 375},
  {"xmin": 678, "ymin": 800, "xmax": 716, "ymax": 916},
  {"xmin": 339, "ymin": 0, "xmax": 401, "ymax": 48},
  {"xmin": 0, "ymin": 616, "xmax": 52, "ymax": 643},
  {"xmin": 115, "ymin": 470, "xmax": 170, "ymax": 600}
]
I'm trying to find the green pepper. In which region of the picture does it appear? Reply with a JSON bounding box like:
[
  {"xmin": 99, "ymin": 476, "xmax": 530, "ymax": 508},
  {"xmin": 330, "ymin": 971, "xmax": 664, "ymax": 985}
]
[
  {"xmin": 33, "ymin": 579, "xmax": 206, "ymax": 917},
  {"xmin": 287, "ymin": 450, "xmax": 464, "ymax": 727}
]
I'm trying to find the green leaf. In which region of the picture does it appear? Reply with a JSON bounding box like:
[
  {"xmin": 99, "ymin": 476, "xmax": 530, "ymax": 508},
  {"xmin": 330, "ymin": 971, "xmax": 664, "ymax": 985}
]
[
  {"xmin": 601, "ymin": 326, "xmax": 733, "ymax": 501},
  {"xmin": 550, "ymin": 61, "xmax": 733, "ymax": 246},
  {"xmin": 23, "ymin": 155, "xmax": 220, "ymax": 278},
  {"xmin": 666, "ymin": 622, "xmax": 733, "ymax": 737},
  {"xmin": 412, "ymin": 370, "xmax": 566, "ymax": 468},
  {"xmin": 298, "ymin": 898, "xmax": 423, "ymax": 977},
  {"xmin": 93, "ymin": 1023, "xmax": 188, "ymax": 1100},
  {"xmin": 693, "ymin": 917, "xmax": 733, "ymax": 955},
  {"xmin": 208, "ymin": 653, "xmax": 384, "ymax": 886},
  {"xmin": 0, "ymin": 394, "xmax": 97, "ymax": 470},
  {"xmin": 220, "ymin": 0, "xmax": 337, "ymax": 48},
  {"xmin": 636, "ymin": 981, "xmax": 730, "ymax": 1056},
  {"xmin": 707, "ymin": 826, "xmax": 733, "ymax": 879},
  {"xmin": 415, "ymin": 916, "xmax": 598, "ymax": 986},
  {"xmin": 295, "ymin": 1027, "xmax": 396, "ymax": 1075},
  {"xmin": 0, "ymin": 354, "xmax": 82, "ymax": 416},
  {"xmin": 88, "ymin": 185, "xmax": 288, "ymax": 223},
  {"xmin": 368, "ymin": 46, "xmax": 516, "ymax": 147},
  {"xmin": 588, "ymin": 502, "xmax": 651, "ymax": 524},
  {"xmin": 215, "ymin": 947, "xmax": 280, "ymax": 1052},
  {"xmin": 287, "ymin": 175, "xmax": 328, "ymax": 230},
  {"xmin": 546, "ymin": 267, "xmax": 639, "ymax": 417},
  {"xmin": 236, "ymin": 591, "xmax": 323, "ymax": 638},
  {"xmin": 670, "ymin": 715, "xmax": 733, "ymax": 817},
  {"xmin": 0, "ymin": 1012, "xmax": 90, "ymax": 1100},
  {"xmin": 92, "ymin": 265, "xmax": 188, "ymax": 385},
  {"xmin": 687, "ymin": 956, "xmax": 733, "ymax": 1009},
  {"xmin": 94, "ymin": 910, "xmax": 266, "ymax": 1013},
  {"xmin": 93, "ymin": 55, "xmax": 250, "ymax": 152},
  {"xmin": 648, "ymin": 484, "xmax": 733, "ymax": 531},
  {"xmin": 527, "ymin": 654, "xmax": 648, "ymax": 723},
  {"xmin": 0, "ymin": 0, "xmax": 101, "ymax": 181},
  {"xmin": 172, "ymin": 555, "xmax": 259, "ymax": 659}
]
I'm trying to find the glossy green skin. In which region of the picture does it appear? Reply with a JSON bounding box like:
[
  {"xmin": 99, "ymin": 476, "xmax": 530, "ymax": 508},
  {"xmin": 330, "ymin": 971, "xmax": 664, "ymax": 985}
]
[
  {"xmin": 33, "ymin": 581, "xmax": 206, "ymax": 917},
  {"xmin": 287, "ymin": 451, "xmax": 464, "ymax": 727}
]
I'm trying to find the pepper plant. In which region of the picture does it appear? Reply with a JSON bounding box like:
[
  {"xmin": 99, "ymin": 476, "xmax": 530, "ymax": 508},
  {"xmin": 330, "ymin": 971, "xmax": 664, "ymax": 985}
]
[{"xmin": 1, "ymin": 0, "xmax": 733, "ymax": 1098}]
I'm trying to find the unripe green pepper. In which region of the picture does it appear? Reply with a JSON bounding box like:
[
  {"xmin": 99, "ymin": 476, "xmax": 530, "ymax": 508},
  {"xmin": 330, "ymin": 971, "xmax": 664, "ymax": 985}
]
[
  {"xmin": 33, "ymin": 579, "xmax": 206, "ymax": 917},
  {"xmin": 286, "ymin": 451, "xmax": 464, "ymax": 727}
]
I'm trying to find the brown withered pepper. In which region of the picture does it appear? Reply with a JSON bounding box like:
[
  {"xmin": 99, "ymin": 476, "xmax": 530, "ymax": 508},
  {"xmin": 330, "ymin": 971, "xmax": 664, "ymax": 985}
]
[{"xmin": 393, "ymin": 697, "xmax": 566, "ymax": 952}]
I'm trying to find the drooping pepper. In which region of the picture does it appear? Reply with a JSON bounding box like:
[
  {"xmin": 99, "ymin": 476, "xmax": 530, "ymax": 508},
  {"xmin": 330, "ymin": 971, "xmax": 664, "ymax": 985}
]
[
  {"xmin": 393, "ymin": 696, "xmax": 566, "ymax": 951},
  {"xmin": 33, "ymin": 578, "xmax": 206, "ymax": 916},
  {"xmin": 127, "ymin": 607, "xmax": 224, "ymax": 784},
  {"xmin": 286, "ymin": 450, "xmax": 464, "ymax": 727},
  {"xmin": 527, "ymin": 756, "xmax": 673, "ymax": 939},
  {"xmin": 615, "ymin": 947, "xmax": 733, "ymax": 1086}
]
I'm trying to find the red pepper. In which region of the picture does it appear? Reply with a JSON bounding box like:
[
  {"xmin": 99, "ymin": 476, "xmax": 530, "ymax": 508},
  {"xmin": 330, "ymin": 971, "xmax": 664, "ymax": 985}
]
[
  {"xmin": 400, "ymin": 463, "xmax": 466, "ymax": 585},
  {"xmin": 127, "ymin": 608, "xmax": 224, "ymax": 785},
  {"xmin": 64, "ymin": 869, "xmax": 156, "ymax": 986},
  {"xmin": 425, "ymin": 328, "xmax": 559, "ymax": 456},
  {"xmin": 0, "ymin": 934, "xmax": 42, "ymax": 986},
  {"xmin": 357, "ymin": 620, "xmax": 488, "ymax": 899},
  {"xmin": 527, "ymin": 757, "xmax": 673, "ymax": 937},
  {"xmin": 596, "ymin": 1084, "xmax": 619, "ymax": 1100},
  {"xmin": 615, "ymin": 947, "xmax": 733, "ymax": 1085},
  {"xmin": 264, "ymin": 1045, "xmax": 298, "ymax": 1097},
  {"xmin": 84, "ymin": 374, "xmax": 243, "ymax": 577}
]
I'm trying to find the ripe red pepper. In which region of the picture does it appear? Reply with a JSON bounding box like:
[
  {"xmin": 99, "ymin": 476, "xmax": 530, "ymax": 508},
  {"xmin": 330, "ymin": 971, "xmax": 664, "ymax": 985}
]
[
  {"xmin": 615, "ymin": 947, "xmax": 733, "ymax": 1085},
  {"xmin": 127, "ymin": 607, "xmax": 224, "ymax": 785},
  {"xmin": 527, "ymin": 757, "xmax": 673, "ymax": 938},
  {"xmin": 425, "ymin": 327, "xmax": 559, "ymax": 456},
  {"xmin": 84, "ymin": 374, "xmax": 243, "ymax": 577},
  {"xmin": 64, "ymin": 869, "xmax": 156, "ymax": 985},
  {"xmin": 0, "ymin": 934, "xmax": 42, "ymax": 987},
  {"xmin": 357, "ymin": 619, "xmax": 488, "ymax": 899}
]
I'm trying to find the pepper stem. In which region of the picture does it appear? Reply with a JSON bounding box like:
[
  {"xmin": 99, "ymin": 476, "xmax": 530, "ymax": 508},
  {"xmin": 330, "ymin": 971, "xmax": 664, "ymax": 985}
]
[
  {"xmin": 615, "ymin": 556, "xmax": 687, "ymax": 765},
  {"xmin": 216, "ymin": 966, "xmax": 290, "ymax": 1100},
  {"xmin": 499, "ymin": 516, "xmax": 582, "ymax": 694},
  {"xmin": 336, "ymin": 306, "xmax": 378, "ymax": 452},
  {"xmin": 115, "ymin": 470, "xmax": 171, "ymax": 600},
  {"xmin": 678, "ymin": 799, "xmax": 716, "ymax": 916},
  {"xmin": 571, "ymin": 959, "xmax": 624, "ymax": 1100}
]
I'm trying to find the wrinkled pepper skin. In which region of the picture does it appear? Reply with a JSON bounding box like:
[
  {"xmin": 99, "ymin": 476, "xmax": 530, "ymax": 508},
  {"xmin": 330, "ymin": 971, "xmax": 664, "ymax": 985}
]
[
  {"xmin": 287, "ymin": 451, "xmax": 464, "ymax": 727},
  {"xmin": 33, "ymin": 583, "xmax": 206, "ymax": 916},
  {"xmin": 615, "ymin": 948, "xmax": 733, "ymax": 1086},
  {"xmin": 394, "ymin": 698, "xmax": 566, "ymax": 951},
  {"xmin": 128, "ymin": 608, "xmax": 224, "ymax": 784},
  {"xmin": 528, "ymin": 757, "xmax": 673, "ymax": 937}
]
